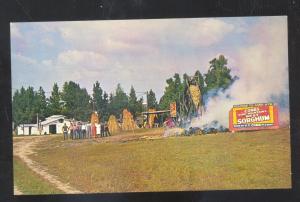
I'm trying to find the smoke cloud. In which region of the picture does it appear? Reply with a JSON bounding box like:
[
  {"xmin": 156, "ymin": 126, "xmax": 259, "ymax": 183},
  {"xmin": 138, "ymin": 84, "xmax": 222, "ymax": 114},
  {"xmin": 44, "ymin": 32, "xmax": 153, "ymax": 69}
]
[{"xmin": 191, "ymin": 17, "xmax": 289, "ymax": 128}]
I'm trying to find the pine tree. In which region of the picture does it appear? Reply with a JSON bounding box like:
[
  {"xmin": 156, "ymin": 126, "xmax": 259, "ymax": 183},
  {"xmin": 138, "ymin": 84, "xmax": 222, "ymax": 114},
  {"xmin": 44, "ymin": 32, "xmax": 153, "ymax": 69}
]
[
  {"xmin": 147, "ymin": 89, "xmax": 157, "ymax": 109},
  {"xmin": 61, "ymin": 81, "xmax": 91, "ymax": 121},
  {"xmin": 35, "ymin": 86, "xmax": 48, "ymax": 120},
  {"xmin": 159, "ymin": 74, "xmax": 181, "ymax": 110},
  {"xmin": 128, "ymin": 85, "xmax": 138, "ymax": 118},
  {"xmin": 103, "ymin": 92, "xmax": 109, "ymax": 121},
  {"xmin": 48, "ymin": 83, "xmax": 62, "ymax": 115},
  {"xmin": 92, "ymin": 81, "xmax": 104, "ymax": 117},
  {"xmin": 204, "ymin": 55, "xmax": 234, "ymax": 92},
  {"xmin": 108, "ymin": 84, "xmax": 128, "ymax": 118},
  {"xmin": 12, "ymin": 86, "xmax": 40, "ymax": 127}
]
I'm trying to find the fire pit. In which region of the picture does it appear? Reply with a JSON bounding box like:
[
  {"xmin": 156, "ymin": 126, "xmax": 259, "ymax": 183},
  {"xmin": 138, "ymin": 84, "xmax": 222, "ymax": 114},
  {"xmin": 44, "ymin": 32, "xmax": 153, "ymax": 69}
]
[{"xmin": 185, "ymin": 127, "xmax": 202, "ymax": 136}]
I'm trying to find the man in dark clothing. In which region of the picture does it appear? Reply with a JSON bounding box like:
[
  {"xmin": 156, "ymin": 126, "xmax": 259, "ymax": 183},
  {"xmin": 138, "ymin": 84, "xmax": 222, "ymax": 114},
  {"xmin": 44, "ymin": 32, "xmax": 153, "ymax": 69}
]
[
  {"xmin": 78, "ymin": 122, "xmax": 82, "ymax": 139},
  {"xmin": 154, "ymin": 116, "xmax": 159, "ymax": 128},
  {"xmin": 62, "ymin": 123, "xmax": 68, "ymax": 140},
  {"xmin": 104, "ymin": 122, "xmax": 111, "ymax": 137},
  {"xmin": 100, "ymin": 123, "xmax": 105, "ymax": 137},
  {"xmin": 75, "ymin": 123, "xmax": 79, "ymax": 139},
  {"xmin": 81, "ymin": 123, "xmax": 86, "ymax": 139},
  {"xmin": 86, "ymin": 123, "xmax": 91, "ymax": 139}
]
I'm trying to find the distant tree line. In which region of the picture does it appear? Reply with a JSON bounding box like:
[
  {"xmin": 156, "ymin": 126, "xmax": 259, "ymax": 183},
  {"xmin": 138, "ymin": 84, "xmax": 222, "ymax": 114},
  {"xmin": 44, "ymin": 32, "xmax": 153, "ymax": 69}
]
[
  {"xmin": 12, "ymin": 82, "xmax": 154, "ymax": 127},
  {"xmin": 12, "ymin": 55, "xmax": 236, "ymax": 127}
]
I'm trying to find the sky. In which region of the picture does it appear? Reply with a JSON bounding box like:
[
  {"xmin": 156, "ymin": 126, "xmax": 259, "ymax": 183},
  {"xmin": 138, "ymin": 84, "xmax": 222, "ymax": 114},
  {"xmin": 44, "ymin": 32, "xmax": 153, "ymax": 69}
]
[{"xmin": 10, "ymin": 16, "xmax": 289, "ymax": 125}]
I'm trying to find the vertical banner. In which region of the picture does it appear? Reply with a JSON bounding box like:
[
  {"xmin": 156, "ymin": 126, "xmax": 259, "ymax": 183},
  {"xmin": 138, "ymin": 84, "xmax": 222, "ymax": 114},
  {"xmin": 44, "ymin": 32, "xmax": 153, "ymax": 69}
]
[
  {"xmin": 170, "ymin": 102, "xmax": 177, "ymax": 118},
  {"xmin": 229, "ymin": 103, "xmax": 279, "ymax": 132}
]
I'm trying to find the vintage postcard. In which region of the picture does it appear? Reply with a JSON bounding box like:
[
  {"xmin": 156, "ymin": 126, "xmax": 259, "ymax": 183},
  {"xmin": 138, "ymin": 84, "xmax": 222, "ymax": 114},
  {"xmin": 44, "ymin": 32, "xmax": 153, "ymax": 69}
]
[{"xmin": 11, "ymin": 16, "xmax": 291, "ymax": 195}]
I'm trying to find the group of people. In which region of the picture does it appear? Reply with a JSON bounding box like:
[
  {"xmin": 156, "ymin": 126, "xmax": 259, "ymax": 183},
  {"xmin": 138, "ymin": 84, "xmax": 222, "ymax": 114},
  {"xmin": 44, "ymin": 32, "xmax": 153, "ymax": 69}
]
[{"xmin": 62, "ymin": 122, "xmax": 110, "ymax": 140}]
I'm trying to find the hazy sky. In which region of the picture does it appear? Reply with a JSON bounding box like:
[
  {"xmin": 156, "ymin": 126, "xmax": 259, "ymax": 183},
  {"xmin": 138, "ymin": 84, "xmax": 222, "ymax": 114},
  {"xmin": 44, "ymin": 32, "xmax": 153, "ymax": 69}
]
[{"xmin": 11, "ymin": 16, "xmax": 288, "ymax": 106}]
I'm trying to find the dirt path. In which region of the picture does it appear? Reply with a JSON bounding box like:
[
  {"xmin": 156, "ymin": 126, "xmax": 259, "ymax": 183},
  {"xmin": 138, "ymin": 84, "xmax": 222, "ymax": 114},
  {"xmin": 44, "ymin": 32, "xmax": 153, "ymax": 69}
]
[
  {"xmin": 13, "ymin": 136, "xmax": 82, "ymax": 194},
  {"xmin": 12, "ymin": 129, "xmax": 165, "ymax": 194},
  {"xmin": 14, "ymin": 185, "xmax": 22, "ymax": 195}
]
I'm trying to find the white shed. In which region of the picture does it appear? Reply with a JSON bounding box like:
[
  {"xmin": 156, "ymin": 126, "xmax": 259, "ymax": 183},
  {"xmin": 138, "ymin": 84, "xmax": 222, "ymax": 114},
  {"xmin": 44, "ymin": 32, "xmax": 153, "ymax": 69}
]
[
  {"xmin": 17, "ymin": 124, "xmax": 40, "ymax": 135},
  {"xmin": 17, "ymin": 115, "xmax": 72, "ymax": 135},
  {"xmin": 40, "ymin": 115, "xmax": 71, "ymax": 135}
]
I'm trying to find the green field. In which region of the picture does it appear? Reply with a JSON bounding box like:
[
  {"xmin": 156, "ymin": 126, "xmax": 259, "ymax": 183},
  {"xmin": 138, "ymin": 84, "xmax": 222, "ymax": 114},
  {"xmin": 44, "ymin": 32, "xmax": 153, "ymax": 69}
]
[
  {"xmin": 14, "ymin": 127, "xmax": 291, "ymax": 194},
  {"xmin": 14, "ymin": 157, "xmax": 63, "ymax": 194}
]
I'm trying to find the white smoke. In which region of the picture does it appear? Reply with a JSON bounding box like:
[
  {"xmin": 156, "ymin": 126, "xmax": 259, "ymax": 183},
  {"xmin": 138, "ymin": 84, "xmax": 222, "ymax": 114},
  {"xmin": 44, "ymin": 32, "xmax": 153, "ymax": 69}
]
[{"xmin": 191, "ymin": 17, "xmax": 289, "ymax": 128}]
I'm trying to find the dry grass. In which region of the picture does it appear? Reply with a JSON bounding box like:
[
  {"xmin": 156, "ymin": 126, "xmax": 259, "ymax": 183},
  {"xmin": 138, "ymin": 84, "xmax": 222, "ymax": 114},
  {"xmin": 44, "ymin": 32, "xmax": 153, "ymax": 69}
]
[{"xmin": 26, "ymin": 128, "xmax": 291, "ymax": 193}]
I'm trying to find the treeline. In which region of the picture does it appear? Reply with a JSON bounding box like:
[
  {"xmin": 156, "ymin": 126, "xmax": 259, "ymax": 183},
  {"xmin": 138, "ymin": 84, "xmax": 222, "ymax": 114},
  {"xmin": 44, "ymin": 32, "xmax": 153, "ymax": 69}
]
[
  {"xmin": 12, "ymin": 55, "xmax": 236, "ymax": 127},
  {"xmin": 12, "ymin": 81, "xmax": 158, "ymax": 127}
]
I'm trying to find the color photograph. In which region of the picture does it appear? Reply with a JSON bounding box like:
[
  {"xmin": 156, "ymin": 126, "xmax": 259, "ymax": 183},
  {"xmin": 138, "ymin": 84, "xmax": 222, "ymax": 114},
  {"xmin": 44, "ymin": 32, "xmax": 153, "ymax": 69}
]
[{"xmin": 11, "ymin": 16, "xmax": 291, "ymax": 195}]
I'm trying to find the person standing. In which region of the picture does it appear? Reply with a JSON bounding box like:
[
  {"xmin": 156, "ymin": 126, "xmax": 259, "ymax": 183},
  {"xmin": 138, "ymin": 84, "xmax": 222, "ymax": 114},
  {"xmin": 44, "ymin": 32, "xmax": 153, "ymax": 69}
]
[
  {"xmin": 104, "ymin": 122, "xmax": 111, "ymax": 137},
  {"xmin": 69, "ymin": 123, "xmax": 74, "ymax": 140},
  {"xmin": 86, "ymin": 123, "xmax": 91, "ymax": 139},
  {"xmin": 154, "ymin": 116, "xmax": 159, "ymax": 128},
  {"xmin": 91, "ymin": 123, "xmax": 96, "ymax": 138},
  {"xmin": 78, "ymin": 122, "xmax": 82, "ymax": 139},
  {"xmin": 100, "ymin": 122, "xmax": 105, "ymax": 137},
  {"xmin": 75, "ymin": 122, "xmax": 79, "ymax": 139},
  {"xmin": 62, "ymin": 123, "xmax": 69, "ymax": 140},
  {"xmin": 73, "ymin": 122, "xmax": 78, "ymax": 140},
  {"xmin": 82, "ymin": 123, "xmax": 87, "ymax": 139}
]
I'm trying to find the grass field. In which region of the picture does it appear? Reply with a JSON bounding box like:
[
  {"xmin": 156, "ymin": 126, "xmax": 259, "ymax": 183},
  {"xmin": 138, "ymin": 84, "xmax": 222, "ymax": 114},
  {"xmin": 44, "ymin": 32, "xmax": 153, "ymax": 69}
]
[
  {"xmin": 14, "ymin": 127, "xmax": 291, "ymax": 194},
  {"xmin": 14, "ymin": 157, "xmax": 63, "ymax": 194},
  {"xmin": 18, "ymin": 129, "xmax": 291, "ymax": 193}
]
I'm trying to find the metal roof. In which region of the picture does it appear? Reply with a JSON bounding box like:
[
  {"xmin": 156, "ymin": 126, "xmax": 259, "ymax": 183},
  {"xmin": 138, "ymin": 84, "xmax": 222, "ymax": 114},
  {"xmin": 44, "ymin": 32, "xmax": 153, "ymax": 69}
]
[
  {"xmin": 41, "ymin": 115, "xmax": 65, "ymax": 125},
  {"xmin": 18, "ymin": 124, "xmax": 38, "ymax": 127}
]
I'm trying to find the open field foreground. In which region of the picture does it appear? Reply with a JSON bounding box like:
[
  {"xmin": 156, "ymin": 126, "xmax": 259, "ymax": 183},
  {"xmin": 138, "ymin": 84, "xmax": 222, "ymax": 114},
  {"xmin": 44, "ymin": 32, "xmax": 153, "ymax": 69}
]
[
  {"xmin": 14, "ymin": 157, "xmax": 63, "ymax": 195},
  {"xmin": 13, "ymin": 128, "xmax": 291, "ymax": 194}
]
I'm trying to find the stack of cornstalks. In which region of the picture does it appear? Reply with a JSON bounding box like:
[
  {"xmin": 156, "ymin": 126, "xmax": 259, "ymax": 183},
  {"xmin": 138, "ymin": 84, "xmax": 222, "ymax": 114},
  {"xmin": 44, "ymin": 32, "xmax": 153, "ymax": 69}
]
[
  {"xmin": 90, "ymin": 112, "xmax": 100, "ymax": 124},
  {"xmin": 108, "ymin": 115, "xmax": 120, "ymax": 134},
  {"xmin": 121, "ymin": 109, "xmax": 137, "ymax": 131},
  {"xmin": 189, "ymin": 85, "xmax": 201, "ymax": 108},
  {"xmin": 148, "ymin": 108, "xmax": 157, "ymax": 128}
]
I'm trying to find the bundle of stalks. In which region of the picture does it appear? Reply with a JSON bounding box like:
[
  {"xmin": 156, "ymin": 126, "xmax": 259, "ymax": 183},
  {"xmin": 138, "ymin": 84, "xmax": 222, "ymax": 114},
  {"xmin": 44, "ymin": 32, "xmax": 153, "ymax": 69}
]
[
  {"xmin": 108, "ymin": 115, "xmax": 120, "ymax": 134},
  {"xmin": 91, "ymin": 112, "xmax": 100, "ymax": 124},
  {"xmin": 148, "ymin": 108, "xmax": 157, "ymax": 128},
  {"xmin": 189, "ymin": 85, "xmax": 201, "ymax": 108},
  {"xmin": 121, "ymin": 109, "xmax": 137, "ymax": 131}
]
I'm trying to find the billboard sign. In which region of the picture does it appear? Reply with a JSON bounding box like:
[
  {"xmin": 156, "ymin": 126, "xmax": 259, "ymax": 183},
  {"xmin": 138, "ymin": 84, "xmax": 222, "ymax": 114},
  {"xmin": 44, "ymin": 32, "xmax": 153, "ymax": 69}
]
[{"xmin": 229, "ymin": 103, "xmax": 279, "ymax": 132}]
